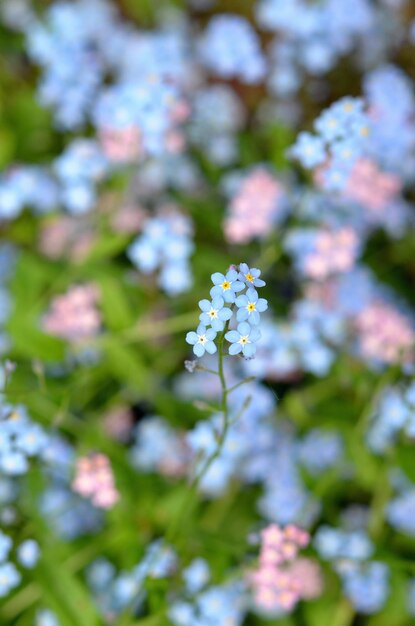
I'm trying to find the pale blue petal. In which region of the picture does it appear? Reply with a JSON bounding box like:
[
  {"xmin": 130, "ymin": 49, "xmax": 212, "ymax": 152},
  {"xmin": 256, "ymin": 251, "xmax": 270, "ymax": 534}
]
[
  {"xmin": 212, "ymin": 297, "xmax": 224, "ymax": 309},
  {"xmin": 198, "ymin": 299, "xmax": 211, "ymax": 312},
  {"xmin": 232, "ymin": 281, "xmax": 245, "ymax": 292},
  {"xmin": 249, "ymin": 327, "xmax": 261, "ymax": 342},
  {"xmin": 225, "ymin": 330, "xmax": 240, "ymax": 343},
  {"xmin": 238, "ymin": 322, "xmax": 251, "ymax": 335},
  {"xmin": 256, "ymin": 299, "xmax": 268, "ymax": 312},
  {"xmin": 246, "ymin": 288, "xmax": 258, "ymax": 301},
  {"xmin": 211, "ymin": 272, "xmax": 225, "ymax": 285},
  {"xmin": 235, "ymin": 295, "xmax": 248, "ymax": 307},
  {"xmin": 236, "ymin": 308, "xmax": 248, "ymax": 322},
  {"xmin": 243, "ymin": 343, "xmax": 256, "ymax": 358},
  {"xmin": 193, "ymin": 343, "xmax": 205, "ymax": 357},
  {"xmin": 218, "ymin": 308, "xmax": 232, "ymax": 321},
  {"xmin": 205, "ymin": 341, "xmax": 217, "ymax": 355},
  {"xmin": 229, "ymin": 343, "xmax": 242, "ymax": 355},
  {"xmin": 249, "ymin": 311, "xmax": 260, "ymax": 325},
  {"xmin": 186, "ymin": 332, "xmax": 198, "ymax": 345},
  {"xmin": 205, "ymin": 329, "xmax": 217, "ymax": 341}
]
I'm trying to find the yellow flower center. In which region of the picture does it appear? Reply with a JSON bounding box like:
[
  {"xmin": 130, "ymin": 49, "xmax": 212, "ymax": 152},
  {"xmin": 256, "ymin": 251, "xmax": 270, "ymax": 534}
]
[
  {"xmin": 245, "ymin": 273, "xmax": 254, "ymax": 282},
  {"xmin": 247, "ymin": 302, "xmax": 256, "ymax": 312},
  {"xmin": 360, "ymin": 125, "xmax": 370, "ymax": 137},
  {"xmin": 221, "ymin": 280, "xmax": 231, "ymax": 291}
]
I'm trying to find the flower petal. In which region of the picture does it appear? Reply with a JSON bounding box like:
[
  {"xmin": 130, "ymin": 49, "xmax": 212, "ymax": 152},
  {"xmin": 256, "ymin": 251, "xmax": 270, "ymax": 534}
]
[
  {"xmin": 193, "ymin": 343, "xmax": 205, "ymax": 357},
  {"xmin": 235, "ymin": 295, "xmax": 248, "ymax": 307},
  {"xmin": 211, "ymin": 272, "xmax": 225, "ymax": 285},
  {"xmin": 243, "ymin": 343, "xmax": 256, "ymax": 358},
  {"xmin": 246, "ymin": 288, "xmax": 258, "ymax": 301},
  {"xmin": 256, "ymin": 299, "xmax": 268, "ymax": 312},
  {"xmin": 237, "ymin": 322, "xmax": 251, "ymax": 336},
  {"xmin": 229, "ymin": 343, "xmax": 242, "ymax": 355},
  {"xmin": 225, "ymin": 330, "xmax": 240, "ymax": 343},
  {"xmin": 198, "ymin": 299, "xmax": 211, "ymax": 312},
  {"xmin": 186, "ymin": 332, "xmax": 198, "ymax": 345},
  {"xmin": 205, "ymin": 341, "xmax": 217, "ymax": 355},
  {"xmin": 249, "ymin": 327, "xmax": 262, "ymax": 342}
]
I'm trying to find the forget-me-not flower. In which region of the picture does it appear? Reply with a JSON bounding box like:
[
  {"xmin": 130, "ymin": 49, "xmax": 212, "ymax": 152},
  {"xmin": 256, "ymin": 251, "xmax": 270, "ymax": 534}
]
[
  {"xmin": 225, "ymin": 322, "xmax": 261, "ymax": 358},
  {"xmin": 186, "ymin": 325, "xmax": 217, "ymax": 357},
  {"xmin": 198, "ymin": 297, "xmax": 232, "ymax": 331},
  {"xmin": 210, "ymin": 269, "xmax": 244, "ymax": 303},
  {"xmin": 238, "ymin": 263, "xmax": 266, "ymax": 288},
  {"xmin": 0, "ymin": 562, "xmax": 21, "ymax": 597},
  {"xmin": 235, "ymin": 288, "xmax": 268, "ymax": 325}
]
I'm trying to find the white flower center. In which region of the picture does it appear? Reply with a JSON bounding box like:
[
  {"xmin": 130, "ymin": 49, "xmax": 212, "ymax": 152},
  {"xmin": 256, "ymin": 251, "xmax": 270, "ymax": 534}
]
[
  {"xmin": 198, "ymin": 334, "xmax": 207, "ymax": 344},
  {"xmin": 239, "ymin": 335, "xmax": 250, "ymax": 345},
  {"xmin": 208, "ymin": 308, "xmax": 218, "ymax": 318}
]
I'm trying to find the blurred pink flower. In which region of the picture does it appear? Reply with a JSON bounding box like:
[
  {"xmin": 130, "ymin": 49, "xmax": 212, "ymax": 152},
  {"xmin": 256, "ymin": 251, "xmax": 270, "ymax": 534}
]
[
  {"xmin": 224, "ymin": 169, "xmax": 284, "ymax": 244},
  {"xmin": 343, "ymin": 158, "xmax": 401, "ymax": 212},
  {"xmin": 304, "ymin": 228, "xmax": 359, "ymax": 280},
  {"xmin": 111, "ymin": 204, "xmax": 146, "ymax": 233},
  {"xmin": 99, "ymin": 126, "xmax": 142, "ymax": 162},
  {"xmin": 103, "ymin": 406, "xmax": 134, "ymax": 442},
  {"xmin": 43, "ymin": 284, "xmax": 101, "ymax": 342},
  {"xmin": 355, "ymin": 300, "xmax": 415, "ymax": 365},
  {"xmin": 248, "ymin": 524, "xmax": 315, "ymax": 614},
  {"xmin": 72, "ymin": 453, "xmax": 119, "ymax": 509}
]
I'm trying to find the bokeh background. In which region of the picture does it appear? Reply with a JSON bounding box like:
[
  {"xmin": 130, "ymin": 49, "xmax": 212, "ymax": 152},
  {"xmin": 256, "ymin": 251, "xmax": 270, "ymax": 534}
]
[{"xmin": 1, "ymin": 0, "xmax": 415, "ymax": 625}]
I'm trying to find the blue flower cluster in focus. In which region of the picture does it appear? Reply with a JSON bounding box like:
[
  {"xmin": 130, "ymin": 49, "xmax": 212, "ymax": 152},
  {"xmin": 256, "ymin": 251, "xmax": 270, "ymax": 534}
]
[{"xmin": 186, "ymin": 264, "xmax": 268, "ymax": 359}]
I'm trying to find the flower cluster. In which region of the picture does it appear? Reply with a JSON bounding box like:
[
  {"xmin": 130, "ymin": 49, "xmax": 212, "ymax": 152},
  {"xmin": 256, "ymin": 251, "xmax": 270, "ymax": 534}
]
[
  {"xmin": 198, "ymin": 15, "xmax": 266, "ymax": 84},
  {"xmin": 355, "ymin": 300, "xmax": 415, "ymax": 366},
  {"xmin": 43, "ymin": 284, "xmax": 101, "ymax": 343},
  {"xmin": 186, "ymin": 264, "xmax": 268, "ymax": 359},
  {"xmin": 248, "ymin": 524, "xmax": 317, "ymax": 613},
  {"xmin": 224, "ymin": 168, "xmax": 286, "ymax": 244},
  {"xmin": 0, "ymin": 404, "xmax": 49, "ymax": 475},
  {"xmin": 291, "ymin": 97, "xmax": 371, "ymax": 190},
  {"xmin": 286, "ymin": 227, "xmax": 359, "ymax": 280},
  {"xmin": 0, "ymin": 532, "xmax": 40, "ymax": 598},
  {"xmin": 72, "ymin": 453, "xmax": 119, "ymax": 510},
  {"xmin": 128, "ymin": 210, "xmax": 193, "ymax": 296}
]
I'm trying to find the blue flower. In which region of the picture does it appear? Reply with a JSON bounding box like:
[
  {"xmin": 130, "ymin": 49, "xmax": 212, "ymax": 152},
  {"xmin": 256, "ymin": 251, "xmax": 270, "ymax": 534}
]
[
  {"xmin": 17, "ymin": 539, "xmax": 40, "ymax": 569},
  {"xmin": 225, "ymin": 322, "xmax": 261, "ymax": 358},
  {"xmin": 238, "ymin": 263, "xmax": 266, "ymax": 288},
  {"xmin": 182, "ymin": 558, "xmax": 210, "ymax": 594},
  {"xmin": 291, "ymin": 132, "xmax": 326, "ymax": 168},
  {"xmin": 235, "ymin": 288, "xmax": 268, "ymax": 325},
  {"xmin": 210, "ymin": 269, "xmax": 244, "ymax": 303},
  {"xmin": 0, "ymin": 562, "xmax": 21, "ymax": 597},
  {"xmin": 186, "ymin": 325, "xmax": 217, "ymax": 357},
  {"xmin": 198, "ymin": 297, "xmax": 232, "ymax": 331}
]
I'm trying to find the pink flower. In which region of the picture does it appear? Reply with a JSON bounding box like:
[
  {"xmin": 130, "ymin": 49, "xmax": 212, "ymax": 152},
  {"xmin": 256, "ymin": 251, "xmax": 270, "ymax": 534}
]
[
  {"xmin": 43, "ymin": 284, "xmax": 101, "ymax": 343},
  {"xmin": 355, "ymin": 300, "xmax": 415, "ymax": 365},
  {"xmin": 304, "ymin": 228, "xmax": 359, "ymax": 280},
  {"xmin": 99, "ymin": 126, "xmax": 142, "ymax": 162},
  {"xmin": 103, "ymin": 406, "xmax": 134, "ymax": 442},
  {"xmin": 248, "ymin": 524, "xmax": 313, "ymax": 614},
  {"xmin": 224, "ymin": 168, "xmax": 284, "ymax": 244},
  {"xmin": 72, "ymin": 453, "xmax": 119, "ymax": 510},
  {"xmin": 343, "ymin": 158, "xmax": 401, "ymax": 213}
]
